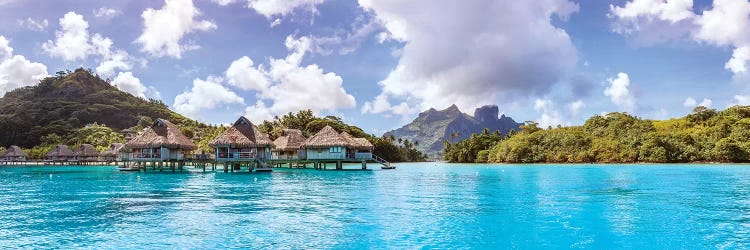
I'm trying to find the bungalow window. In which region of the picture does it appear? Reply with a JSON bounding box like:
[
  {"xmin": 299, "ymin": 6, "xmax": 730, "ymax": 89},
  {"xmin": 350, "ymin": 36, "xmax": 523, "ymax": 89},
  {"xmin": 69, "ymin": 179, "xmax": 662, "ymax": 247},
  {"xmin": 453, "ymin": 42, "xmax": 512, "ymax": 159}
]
[{"xmin": 329, "ymin": 147, "xmax": 342, "ymax": 153}]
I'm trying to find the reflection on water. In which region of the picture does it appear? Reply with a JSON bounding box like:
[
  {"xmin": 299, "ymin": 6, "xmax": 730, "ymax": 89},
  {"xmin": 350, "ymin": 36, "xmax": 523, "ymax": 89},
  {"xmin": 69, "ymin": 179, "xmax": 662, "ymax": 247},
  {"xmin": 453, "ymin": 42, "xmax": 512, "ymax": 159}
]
[{"xmin": 2, "ymin": 164, "xmax": 750, "ymax": 248}]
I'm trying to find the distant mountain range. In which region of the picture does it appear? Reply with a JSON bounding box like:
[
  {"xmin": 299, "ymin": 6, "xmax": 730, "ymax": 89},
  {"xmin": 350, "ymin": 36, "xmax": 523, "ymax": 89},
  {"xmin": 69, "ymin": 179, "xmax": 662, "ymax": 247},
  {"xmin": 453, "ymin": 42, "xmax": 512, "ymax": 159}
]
[{"xmin": 385, "ymin": 104, "xmax": 521, "ymax": 157}]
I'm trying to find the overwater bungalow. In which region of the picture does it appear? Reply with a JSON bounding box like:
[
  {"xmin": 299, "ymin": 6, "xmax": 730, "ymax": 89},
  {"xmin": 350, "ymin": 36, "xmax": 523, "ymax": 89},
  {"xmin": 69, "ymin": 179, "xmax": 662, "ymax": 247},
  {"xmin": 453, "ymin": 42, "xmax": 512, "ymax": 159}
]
[
  {"xmin": 303, "ymin": 126, "xmax": 351, "ymax": 160},
  {"xmin": 101, "ymin": 143, "xmax": 125, "ymax": 162},
  {"xmin": 73, "ymin": 144, "xmax": 100, "ymax": 163},
  {"xmin": 340, "ymin": 132, "xmax": 375, "ymax": 160},
  {"xmin": 123, "ymin": 119, "xmax": 197, "ymax": 162},
  {"xmin": 1, "ymin": 145, "xmax": 28, "ymax": 163},
  {"xmin": 271, "ymin": 129, "xmax": 307, "ymax": 160},
  {"xmin": 45, "ymin": 145, "xmax": 74, "ymax": 163},
  {"xmin": 210, "ymin": 116, "xmax": 273, "ymax": 162}
]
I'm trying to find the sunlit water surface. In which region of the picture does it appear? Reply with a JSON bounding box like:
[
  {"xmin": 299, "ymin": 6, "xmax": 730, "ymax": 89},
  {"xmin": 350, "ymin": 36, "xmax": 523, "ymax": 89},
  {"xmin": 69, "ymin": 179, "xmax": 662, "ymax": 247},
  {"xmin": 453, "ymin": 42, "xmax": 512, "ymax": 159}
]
[{"xmin": 1, "ymin": 163, "xmax": 750, "ymax": 248}]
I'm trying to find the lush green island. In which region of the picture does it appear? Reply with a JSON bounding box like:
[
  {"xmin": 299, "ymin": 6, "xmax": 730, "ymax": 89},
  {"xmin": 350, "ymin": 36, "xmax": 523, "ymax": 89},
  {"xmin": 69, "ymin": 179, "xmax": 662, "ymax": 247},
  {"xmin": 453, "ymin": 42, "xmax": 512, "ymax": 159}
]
[
  {"xmin": 0, "ymin": 68, "xmax": 425, "ymax": 162},
  {"xmin": 444, "ymin": 106, "xmax": 750, "ymax": 163}
]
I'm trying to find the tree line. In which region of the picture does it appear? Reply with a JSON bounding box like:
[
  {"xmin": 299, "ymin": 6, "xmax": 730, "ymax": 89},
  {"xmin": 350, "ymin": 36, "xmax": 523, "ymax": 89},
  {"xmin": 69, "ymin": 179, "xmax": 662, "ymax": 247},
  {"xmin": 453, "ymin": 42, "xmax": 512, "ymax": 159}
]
[{"xmin": 444, "ymin": 106, "xmax": 750, "ymax": 163}]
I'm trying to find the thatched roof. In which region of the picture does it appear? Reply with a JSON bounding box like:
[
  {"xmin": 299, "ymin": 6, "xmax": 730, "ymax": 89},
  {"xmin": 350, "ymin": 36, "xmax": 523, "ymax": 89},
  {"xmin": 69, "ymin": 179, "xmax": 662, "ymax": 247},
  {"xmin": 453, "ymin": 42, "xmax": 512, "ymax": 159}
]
[
  {"xmin": 74, "ymin": 144, "xmax": 100, "ymax": 157},
  {"xmin": 1, "ymin": 145, "xmax": 28, "ymax": 157},
  {"xmin": 46, "ymin": 145, "xmax": 74, "ymax": 157},
  {"xmin": 210, "ymin": 116, "xmax": 273, "ymax": 148},
  {"xmin": 272, "ymin": 129, "xmax": 307, "ymax": 151},
  {"xmin": 101, "ymin": 143, "xmax": 124, "ymax": 157},
  {"xmin": 304, "ymin": 125, "xmax": 351, "ymax": 148},
  {"xmin": 124, "ymin": 119, "xmax": 197, "ymax": 150},
  {"xmin": 340, "ymin": 132, "xmax": 374, "ymax": 150}
]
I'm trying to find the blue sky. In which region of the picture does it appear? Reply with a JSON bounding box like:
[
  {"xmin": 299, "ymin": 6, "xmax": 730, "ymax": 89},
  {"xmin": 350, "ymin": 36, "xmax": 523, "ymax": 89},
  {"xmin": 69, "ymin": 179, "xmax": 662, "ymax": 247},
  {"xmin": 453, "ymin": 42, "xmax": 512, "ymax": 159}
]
[{"xmin": 0, "ymin": 0, "xmax": 748, "ymax": 135}]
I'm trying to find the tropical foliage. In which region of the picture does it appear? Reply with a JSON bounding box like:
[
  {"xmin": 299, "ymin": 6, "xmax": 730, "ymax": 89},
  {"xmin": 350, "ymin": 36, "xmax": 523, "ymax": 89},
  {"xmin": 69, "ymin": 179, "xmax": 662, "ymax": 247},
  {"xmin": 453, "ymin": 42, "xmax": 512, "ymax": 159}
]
[
  {"xmin": 446, "ymin": 106, "xmax": 750, "ymax": 163},
  {"xmin": 258, "ymin": 110, "xmax": 427, "ymax": 162}
]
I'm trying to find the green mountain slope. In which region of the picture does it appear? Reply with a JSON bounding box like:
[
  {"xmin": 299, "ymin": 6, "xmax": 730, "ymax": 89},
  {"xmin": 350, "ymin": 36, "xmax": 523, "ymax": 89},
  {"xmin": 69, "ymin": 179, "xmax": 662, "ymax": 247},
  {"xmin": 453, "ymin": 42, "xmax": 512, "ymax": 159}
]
[{"xmin": 0, "ymin": 68, "xmax": 195, "ymax": 148}]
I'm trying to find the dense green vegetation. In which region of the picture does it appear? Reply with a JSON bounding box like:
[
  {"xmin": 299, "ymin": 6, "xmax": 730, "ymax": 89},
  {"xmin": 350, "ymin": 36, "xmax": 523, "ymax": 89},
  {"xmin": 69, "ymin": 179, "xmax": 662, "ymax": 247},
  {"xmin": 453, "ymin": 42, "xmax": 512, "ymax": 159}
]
[
  {"xmin": 443, "ymin": 128, "xmax": 505, "ymax": 163},
  {"xmin": 445, "ymin": 106, "xmax": 750, "ymax": 163},
  {"xmin": 258, "ymin": 110, "xmax": 427, "ymax": 162},
  {"xmin": 0, "ymin": 69, "xmax": 424, "ymax": 161}
]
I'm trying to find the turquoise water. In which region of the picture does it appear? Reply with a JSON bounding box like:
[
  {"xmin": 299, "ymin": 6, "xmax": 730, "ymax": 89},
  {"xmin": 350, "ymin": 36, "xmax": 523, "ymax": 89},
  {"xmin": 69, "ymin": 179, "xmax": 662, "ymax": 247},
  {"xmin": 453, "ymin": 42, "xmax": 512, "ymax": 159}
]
[{"xmin": 1, "ymin": 163, "xmax": 750, "ymax": 248}]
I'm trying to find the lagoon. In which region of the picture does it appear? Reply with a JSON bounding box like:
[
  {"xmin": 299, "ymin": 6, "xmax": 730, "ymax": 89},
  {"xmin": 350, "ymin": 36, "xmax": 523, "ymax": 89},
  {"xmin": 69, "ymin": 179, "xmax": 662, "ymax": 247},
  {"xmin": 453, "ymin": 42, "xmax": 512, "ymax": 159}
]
[{"xmin": 1, "ymin": 163, "xmax": 750, "ymax": 248}]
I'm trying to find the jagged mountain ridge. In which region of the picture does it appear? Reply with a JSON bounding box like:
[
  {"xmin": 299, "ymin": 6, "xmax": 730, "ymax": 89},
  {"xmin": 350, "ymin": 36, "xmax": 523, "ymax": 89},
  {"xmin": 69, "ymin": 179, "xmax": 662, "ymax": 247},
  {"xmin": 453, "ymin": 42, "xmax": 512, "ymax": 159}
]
[{"xmin": 385, "ymin": 104, "xmax": 521, "ymax": 157}]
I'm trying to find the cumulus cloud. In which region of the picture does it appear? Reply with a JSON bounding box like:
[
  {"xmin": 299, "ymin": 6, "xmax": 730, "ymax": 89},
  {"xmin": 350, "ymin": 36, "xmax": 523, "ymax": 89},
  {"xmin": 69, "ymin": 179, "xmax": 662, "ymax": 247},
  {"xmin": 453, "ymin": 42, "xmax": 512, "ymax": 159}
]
[
  {"xmin": 94, "ymin": 7, "xmax": 122, "ymax": 19},
  {"xmin": 604, "ymin": 72, "xmax": 637, "ymax": 112},
  {"xmin": 358, "ymin": 0, "xmax": 579, "ymax": 118},
  {"xmin": 247, "ymin": 0, "xmax": 324, "ymax": 18},
  {"xmin": 110, "ymin": 72, "xmax": 161, "ymax": 99},
  {"xmin": 17, "ymin": 18, "xmax": 48, "ymax": 31},
  {"xmin": 568, "ymin": 100, "xmax": 585, "ymax": 115},
  {"xmin": 42, "ymin": 12, "xmax": 91, "ymax": 61},
  {"xmin": 0, "ymin": 36, "xmax": 48, "ymax": 96},
  {"xmin": 174, "ymin": 76, "xmax": 245, "ymax": 120},
  {"xmin": 361, "ymin": 93, "xmax": 418, "ymax": 119},
  {"xmin": 42, "ymin": 11, "xmax": 139, "ymax": 77},
  {"xmin": 241, "ymin": 35, "xmax": 356, "ymax": 123},
  {"xmin": 734, "ymin": 95, "xmax": 750, "ymax": 105},
  {"xmin": 534, "ymin": 98, "xmax": 564, "ymax": 128},
  {"xmin": 225, "ymin": 56, "xmax": 269, "ymax": 91},
  {"xmin": 683, "ymin": 97, "xmax": 713, "ymax": 108},
  {"xmin": 135, "ymin": 0, "xmax": 217, "ymax": 58},
  {"xmin": 609, "ymin": 0, "xmax": 750, "ymax": 77}
]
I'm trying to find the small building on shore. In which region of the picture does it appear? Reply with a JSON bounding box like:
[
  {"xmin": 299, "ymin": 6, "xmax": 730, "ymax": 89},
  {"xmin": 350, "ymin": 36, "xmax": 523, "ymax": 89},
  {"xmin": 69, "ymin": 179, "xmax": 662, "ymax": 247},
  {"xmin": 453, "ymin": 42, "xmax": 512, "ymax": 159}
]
[
  {"xmin": 1, "ymin": 146, "xmax": 28, "ymax": 162},
  {"xmin": 73, "ymin": 144, "xmax": 100, "ymax": 162},
  {"xmin": 303, "ymin": 126, "xmax": 351, "ymax": 160},
  {"xmin": 45, "ymin": 145, "xmax": 74, "ymax": 162},
  {"xmin": 101, "ymin": 143, "xmax": 125, "ymax": 162},
  {"xmin": 123, "ymin": 119, "xmax": 197, "ymax": 161},
  {"xmin": 210, "ymin": 117, "xmax": 273, "ymax": 162},
  {"xmin": 271, "ymin": 129, "xmax": 307, "ymax": 160}
]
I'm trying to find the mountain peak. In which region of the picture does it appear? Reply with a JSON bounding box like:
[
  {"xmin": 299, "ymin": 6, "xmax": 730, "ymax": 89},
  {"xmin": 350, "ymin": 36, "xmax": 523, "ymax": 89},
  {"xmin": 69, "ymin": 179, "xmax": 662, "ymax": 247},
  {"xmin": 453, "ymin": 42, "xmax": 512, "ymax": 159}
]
[{"xmin": 473, "ymin": 105, "xmax": 499, "ymax": 124}]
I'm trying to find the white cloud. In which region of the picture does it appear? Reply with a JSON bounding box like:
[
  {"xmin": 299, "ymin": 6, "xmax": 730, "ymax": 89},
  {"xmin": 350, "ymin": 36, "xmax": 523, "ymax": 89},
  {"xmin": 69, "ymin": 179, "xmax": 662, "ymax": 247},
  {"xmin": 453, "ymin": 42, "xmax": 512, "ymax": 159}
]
[
  {"xmin": 683, "ymin": 97, "xmax": 697, "ymax": 107},
  {"xmin": 604, "ymin": 72, "xmax": 637, "ymax": 112},
  {"xmin": 135, "ymin": 0, "xmax": 217, "ymax": 58},
  {"xmin": 534, "ymin": 98, "xmax": 564, "ymax": 128},
  {"xmin": 109, "ymin": 72, "xmax": 161, "ymax": 100},
  {"xmin": 358, "ymin": 0, "xmax": 579, "ymax": 117},
  {"xmin": 0, "ymin": 36, "xmax": 11, "ymax": 60},
  {"xmin": 246, "ymin": 0, "xmax": 324, "ymax": 18},
  {"xmin": 308, "ymin": 17, "xmax": 382, "ymax": 55},
  {"xmin": 94, "ymin": 7, "xmax": 122, "ymax": 19},
  {"xmin": 0, "ymin": 36, "xmax": 48, "ymax": 96},
  {"xmin": 212, "ymin": 0, "xmax": 236, "ymax": 6},
  {"xmin": 173, "ymin": 76, "xmax": 245, "ymax": 120},
  {"xmin": 568, "ymin": 100, "xmax": 585, "ymax": 115},
  {"xmin": 229, "ymin": 35, "xmax": 356, "ymax": 123},
  {"xmin": 17, "ymin": 18, "xmax": 48, "ymax": 31},
  {"xmin": 225, "ymin": 56, "xmax": 269, "ymax": 91},
  {"xmin": 42, "ymin": 11, "xmax": 139, "ymax": 77},
  {"xmin": 683, "ymin": 97, "xmax": 713, "ymax": 108},
  {"xmin": 610, "ymin": 0, "xmax": 750, "ymax": 76},
  {"xmin": 42, "ymin": 12, "xmax": 91, "ymax": 61},
  {"xmin": 361, "ymin": 93, "xmax": 418, "ymax": 119},
  {"xmin": 734, "ymin": 95, "xmax": 750, "ymax": 105}
]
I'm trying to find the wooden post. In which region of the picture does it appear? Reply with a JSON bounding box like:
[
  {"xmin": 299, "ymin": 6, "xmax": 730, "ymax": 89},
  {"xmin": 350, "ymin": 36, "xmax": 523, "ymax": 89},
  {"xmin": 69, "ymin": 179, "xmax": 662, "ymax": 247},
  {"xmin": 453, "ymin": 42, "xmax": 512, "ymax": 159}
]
[
  {"xmin": 159, "ymin": 161, "xmax": 163, "ymax": 172},
  {"xmin": 362, "ymin": 160, "xmax": 366, "ymax": 170}
]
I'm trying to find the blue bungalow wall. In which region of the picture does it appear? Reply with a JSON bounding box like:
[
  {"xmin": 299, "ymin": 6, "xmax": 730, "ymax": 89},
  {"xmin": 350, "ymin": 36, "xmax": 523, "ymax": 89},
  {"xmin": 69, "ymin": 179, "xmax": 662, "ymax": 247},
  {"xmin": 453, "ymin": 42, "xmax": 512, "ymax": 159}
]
[{"xmin": 306, "ymin": 146, "xmax": 347, "ymax": 160}]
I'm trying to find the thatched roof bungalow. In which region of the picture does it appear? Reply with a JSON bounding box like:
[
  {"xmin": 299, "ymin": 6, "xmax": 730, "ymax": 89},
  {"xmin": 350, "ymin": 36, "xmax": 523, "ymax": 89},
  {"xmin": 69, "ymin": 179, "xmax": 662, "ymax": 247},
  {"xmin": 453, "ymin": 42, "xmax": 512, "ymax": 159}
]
[
  {"xmin": 1, "ymin": 146, "xmax": 28, "ymax": 162},
  {"xmin": 210, "ymin": 116, "xmax": 273, "ymax": 161},
  {"xmin": 123, "ymin": 119, "xmax": 197, "ymax": 161},
  {"xmin": 340, "ymin": 132, "xmax": 375, "ymax": 160},
  {"xmin": 271, "ymin": 129, "xmax": 307, "ymax": 160},
  {"xmin": 303, "ymin": 125, "xmax": 352, "ymax": 160},
  {"xmin": 101, "ymin": 143, "xmax": 125, "ymax": 161},
  {"xmin": 46, "ymin": 145, "xmax": 74, "ymax": 162},
  {"xmin": 72, "ymin": 144, "xmax": 100, "ymax": 162}
]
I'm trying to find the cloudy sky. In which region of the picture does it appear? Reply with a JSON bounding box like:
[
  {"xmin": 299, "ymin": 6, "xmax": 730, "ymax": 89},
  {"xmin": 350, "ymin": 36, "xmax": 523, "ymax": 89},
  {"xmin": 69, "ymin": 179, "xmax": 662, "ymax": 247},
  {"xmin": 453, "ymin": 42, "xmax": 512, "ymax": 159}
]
[{"xmin": 0, "ymin": 0, "xmax": 748, "ymax": 134}]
